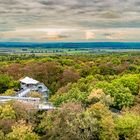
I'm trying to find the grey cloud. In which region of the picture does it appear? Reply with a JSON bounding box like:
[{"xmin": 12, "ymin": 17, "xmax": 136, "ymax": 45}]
[
  {"xmin": 39, "ymin": 0, "xmax": 54, "ymax": 5},
  {"xmin": 100, "ymin": 11, "xmax": 121, "ymax": 19},
  {"xmin": 0, "ymin": 0, "xmax": 139, "ymax": 41}
]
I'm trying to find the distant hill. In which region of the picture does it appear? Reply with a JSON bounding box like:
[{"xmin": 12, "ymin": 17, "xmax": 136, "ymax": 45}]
[{"xmin": 0, "ymin": 42, "xmax": 140, "ymax": 49}]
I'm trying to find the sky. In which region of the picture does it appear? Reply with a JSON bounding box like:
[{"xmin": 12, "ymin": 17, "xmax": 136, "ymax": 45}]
[{"xmin": 0, "ymin": 0, "xmax": 140, "ymax": 42}]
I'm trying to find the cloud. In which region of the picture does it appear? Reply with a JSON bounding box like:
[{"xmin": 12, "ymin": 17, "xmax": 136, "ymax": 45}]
[
  {"xmin": 0, "ymin": 27, "xmax": 79, "ymax": 41},
  {"xmin": 0, "ymin": 0, "xmax": 139, "ymax": 41},
  {"xmin": 85, "ymin": 30, "xmax": 95, "ymax": 40},
  {"xmin": 100, "ymin": 11, "xmax": 121, "ymax": 19}
]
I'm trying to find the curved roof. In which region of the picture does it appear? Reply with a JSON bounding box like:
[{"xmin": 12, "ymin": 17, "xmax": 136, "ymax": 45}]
[{"xmin": 20, "ymin": 77, "xmax": 39, "ymax": 84}]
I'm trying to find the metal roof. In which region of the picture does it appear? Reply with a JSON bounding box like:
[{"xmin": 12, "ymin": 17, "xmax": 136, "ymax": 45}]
[{"xmin": 20, "ymin": 77, "xmax": 39, "ymax": 84}]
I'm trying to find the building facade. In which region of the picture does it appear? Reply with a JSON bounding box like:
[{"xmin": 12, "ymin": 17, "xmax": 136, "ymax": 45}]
[{"xmin": 19, "ymin": 77, "xmax": 49, "ymax": 99}]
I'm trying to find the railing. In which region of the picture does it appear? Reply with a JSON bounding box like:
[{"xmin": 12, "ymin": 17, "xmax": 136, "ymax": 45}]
[
  {"xmin": 17, "ymin": 88, "xmax": 31, "ymax": 97},
  {"xmin": 39, "ymin": 102, "xmax": 55, "ymax": 110},
  {"xmin": 0, "ymin": 96, "xmax": 40, "ymax": 102},
  {"xmin": 0, "ymin": 96, "xmax": 54, "ymax": 110}
]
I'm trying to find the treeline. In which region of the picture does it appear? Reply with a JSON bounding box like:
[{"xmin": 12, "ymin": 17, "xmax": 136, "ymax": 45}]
[
  {"xmin": 0, "ymin": 42, "xmax": 140, "ymax": 49},
  {"xmin": 0, "ymin": 54, "xmax": 38, "ymax": 62},
  {"xmin": 1, "ymin": 52, "xmax": 140, "ymax": 139}
]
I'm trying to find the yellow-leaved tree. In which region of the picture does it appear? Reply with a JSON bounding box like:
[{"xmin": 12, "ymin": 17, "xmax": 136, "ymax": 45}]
[{"xmin": 6, "ymin": 120, "xmax": 39, "ymax": 140}]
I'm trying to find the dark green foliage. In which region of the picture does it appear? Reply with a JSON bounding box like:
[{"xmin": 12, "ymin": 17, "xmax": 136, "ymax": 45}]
[{"xmin": 0, "ymin": 75, "xmax": 19, "ymax": 93}]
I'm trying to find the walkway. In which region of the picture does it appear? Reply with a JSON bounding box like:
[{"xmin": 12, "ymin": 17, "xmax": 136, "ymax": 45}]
[
  {"xmin": 16, "ymin": 88, "xmax": 31, "ymax": 97},
  {"xmin": 0, "ymin": 95, "xmax": 54, "ymax": 110}
]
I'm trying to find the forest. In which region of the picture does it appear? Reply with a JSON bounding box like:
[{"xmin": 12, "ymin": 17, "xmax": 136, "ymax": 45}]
[{"xmin": 1, "ymin": 51, "xmax": 140, "ymax": 140}]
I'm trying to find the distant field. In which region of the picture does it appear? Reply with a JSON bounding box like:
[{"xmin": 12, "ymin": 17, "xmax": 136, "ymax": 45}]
[{"xmin": 0, "ymin": 42, "xmax": 140, "ymax": 54}]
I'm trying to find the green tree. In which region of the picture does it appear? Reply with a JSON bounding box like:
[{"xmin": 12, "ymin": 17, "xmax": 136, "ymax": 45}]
[
  {"xmin": 115, "ymin": 113, "xmax": 140, "ymax": 139},
  {"xmin": 113, "ymin": 74, "xmax": 140, "ymax": 95},
  {"xmin": 51, "ymin": 87, "xmax": 88, "ymax": 106},
  {"xmin": 128, "ymin": 125, "xmax": 140, "ymax": 140},
  {"xmin": 0, "ymin": 74, "xmax": 19, "ymax": 94},
  {"xmin": 0, "ymin": 130, "xmax": 5, "ymax": 140},
  {"xmin": 95, "ymin": 82, "xmax": 134, "ymax": 109}
]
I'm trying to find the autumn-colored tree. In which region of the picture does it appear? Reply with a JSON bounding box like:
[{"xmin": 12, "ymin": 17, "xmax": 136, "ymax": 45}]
[
  {"xmin": 60, "ymin": 69, "xmax": 80, "ymax": 85},
  {"xmin": 87, "ymin": 103, "xmax": 118, "ymax": 140},
  {"xmin": 28, "ymin": 91, "xmax": 43, "ymax": 99},
  {"xmin": 62, "ymin": 103, "xmax": 118, "ymax": 140},
  {"xmin": 39, "ymin": 102, "xmax": 84, "ymax": 140},
  {"xmin": 88, "ymin": 89, "xmax": 113, "ymax": 106},
  {"xmin": 0, "ymin": 104, "xmax": 16, "ymax": 134},
  {"xmin": 4, "ymin": 64, "xmax": 23, "ymax": 80},
  {"xmin": 6, "ymin": 120, "xmax": 39, "ymax": 140},
  {"xmin": 12, "ymin": 101, "xmax": 37, "ymax": 122},
  {"xmin": 3, "ymin": 89, "xmax": 16, "ymax": 96},
  {"xmin": 0, "ymin": 119, "xmax": 15, "ymax": 134},
  {"xmin": 22, "ymin": 61, "xmax": 63, "ymax": 94},
  {"xmin": 0, "ymin": 104, "xmax": 16, "ymax": 120}
]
